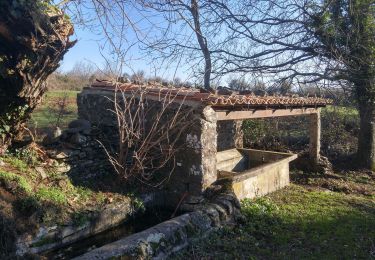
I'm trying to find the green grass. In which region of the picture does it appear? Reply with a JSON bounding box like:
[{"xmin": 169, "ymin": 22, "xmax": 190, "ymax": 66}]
[
  {"xmin": 323, "ymin": 105, "xmax": 358, "ymax": 117},
  {"xmin": 175, "ymin": 185, "xmax": 375, "ymax": 259},
  {"xmin": 75, "ymin": 186, "xmax": 93, "ymax": 201},
  {"xmin": 0, "ymin": 170, "xmax": 32, "ymax": 194},
  {"xmin": 43, "ymin": 90, "xmax": 79, "ymax": 99},
  {"xmin": 2, "ymin": 157, "xmax": 29, "ymax": 172},
  {"xmin": 30, "ymin": 90, "xmax": 78, "ymax": 129},
  {"xmin": 36, "ymin": 187, "xmax": 67, "ymax": 205}
]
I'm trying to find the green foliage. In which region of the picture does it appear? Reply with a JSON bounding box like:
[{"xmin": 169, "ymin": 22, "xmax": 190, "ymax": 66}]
[
  {"xmin": 0, "ymin": 105, "xmax": 29, "ymax": 143},
  {"xmin": 241, "ymin": 198, "xmax": 281, "ymax": 237},
  {"xmin": 31, "ymin": 236, "xmax": 56, "ymax": 248},
  {"xmin": 242, "ymin": 116, "xmax": 308, "ymax": 152},
  {"xmin": 241, "ymin": 197, "xmax": 279, "ymax": 218},
  {"xmin": 310, "ymin": 0, "xmax": 375, "ymax": 76},
  {"xmin": 0, "ymin": 170, "xmax": 32, "ymax": 194},
  {"xmin": 321, "ymin": 106, "xmax": 359, "ymax": 156},
  {"xmin": 36, "ymin": 187, "xmax": 67, "ymax": 205},
  {"xmin": 127, "ymin": 193, "xmax": 146, "ymax": 213},
  {"xmin": 74, "ymin": 186, "xmax": 93, "ymax": 201},
  {"xmin": 36, "ymin": 0, "xmax": 63, "ymax": 17},
  {"xmin": 242, "ymin": 106, "xmax": 359, "ymax": 158}
]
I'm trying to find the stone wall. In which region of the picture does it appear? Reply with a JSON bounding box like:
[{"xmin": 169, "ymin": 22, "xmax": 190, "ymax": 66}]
[
  {"xmin": 77, "ymin": 88, "xmax": 218, "ymax": 200},
  {"xmin": 44, "ymin": 120, "xmax": 115, "ymax": 189}
]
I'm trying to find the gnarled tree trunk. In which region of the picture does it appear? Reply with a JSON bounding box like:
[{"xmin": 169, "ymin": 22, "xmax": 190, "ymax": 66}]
[
  {"xmin": 357, "ymin": 102, "xmax": 375, "ymax": 169},
  {"xmin": 0, "ymin": 1, "xmax": 75, "ymax": 153},
  {"xmin": 357, "ymin": 78, "xmax": 375, "ymax": 169}
]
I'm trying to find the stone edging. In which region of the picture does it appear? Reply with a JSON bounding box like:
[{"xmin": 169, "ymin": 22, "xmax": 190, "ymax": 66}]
[
  {"xmin": 74, "ymin": 191, "xmax": 241, "ymax": 259},
  {"xmin": 16, "ymin": 199, "xmax": 136, "ymax": 256}
]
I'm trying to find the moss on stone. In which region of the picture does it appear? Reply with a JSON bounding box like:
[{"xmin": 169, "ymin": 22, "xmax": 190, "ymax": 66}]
[{"xmin": 31, "ymin": 236, "xmax": 57, "ymax": 248}]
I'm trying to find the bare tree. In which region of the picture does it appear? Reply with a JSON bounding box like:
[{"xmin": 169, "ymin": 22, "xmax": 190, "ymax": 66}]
[
  {"xmin": 228, "ymin": 77, "xmax": 251, "ymax": 91},
  {"xmin": 139, "ymin": 0, "xmax": 374, "ymax": 168},
  {"xmin": 127, "ymin": 0, "xmax": 214, "ymax": 88},
  {"xmin": 101, "ymin": 85, "xmax": 193, "ymax": 185},
  {"xmin": 199, "ymin": 0, "xmax": 375, "ymax": 168},
  {"xmin": 190, "ymin": 0, "xmax": 211, "ymax": 89}
]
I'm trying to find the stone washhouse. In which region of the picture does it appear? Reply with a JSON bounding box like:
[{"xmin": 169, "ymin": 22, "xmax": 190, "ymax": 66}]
[{"xmin": 78, "ymin": 81, "xmax": 331, "ymax": 202}]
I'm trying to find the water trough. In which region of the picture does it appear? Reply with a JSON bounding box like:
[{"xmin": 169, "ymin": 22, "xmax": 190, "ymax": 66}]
[{"xmin": 217, "ymin": 148, "xmax": 297, "ymax": 199}]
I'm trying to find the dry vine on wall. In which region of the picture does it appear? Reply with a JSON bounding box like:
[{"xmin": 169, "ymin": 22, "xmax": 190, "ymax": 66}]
[{"xmin": 100, "ymin": 85, "xmax": 194, "ymax": 187}]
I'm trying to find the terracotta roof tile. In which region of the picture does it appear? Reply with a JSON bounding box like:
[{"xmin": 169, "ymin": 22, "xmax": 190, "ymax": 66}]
[{"xmin": 90, "ymin": 80, "xmax": 332, "ymax": 108}]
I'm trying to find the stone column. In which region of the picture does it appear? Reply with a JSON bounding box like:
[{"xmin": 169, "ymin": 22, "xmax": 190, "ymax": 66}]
[{"xmin": 309, "ymin": 109, "xmax": 321, "ymax": 163}]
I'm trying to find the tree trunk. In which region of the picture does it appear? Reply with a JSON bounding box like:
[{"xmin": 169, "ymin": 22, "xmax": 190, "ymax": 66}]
[
  {"xmin": 0, "ymin": 1, "xmax": 75, "ymax": 153},
  {"xmin": 191, "ymin": 0, "xmax": 211, "ymax": 89},
  {"xmin": 357, "ymin": 100, "xmax": 375, "ymax": 169}
]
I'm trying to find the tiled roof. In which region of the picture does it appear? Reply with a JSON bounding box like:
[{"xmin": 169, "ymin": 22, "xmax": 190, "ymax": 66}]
[{"xmin": 90, "ymin": 80, "xmax": 332, "ymax": 108}]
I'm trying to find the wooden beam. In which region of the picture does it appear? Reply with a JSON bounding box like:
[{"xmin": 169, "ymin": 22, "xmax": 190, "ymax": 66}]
[{"xmin": 216, "ymin": 108, "xmax": 319, "ymax": 120}]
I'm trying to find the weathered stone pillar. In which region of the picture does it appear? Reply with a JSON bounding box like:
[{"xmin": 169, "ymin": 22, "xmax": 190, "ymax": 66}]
[
  {"xmin": 309, "ymin": 109, "xmax": 321, "ymax": 163},
  {"xmin": 169, "ymin": 106, "xmax": 217, "ymax": 199},
  {"xmin": 217, "ymin": 120, "xmax": 243, "ymax": 151}
]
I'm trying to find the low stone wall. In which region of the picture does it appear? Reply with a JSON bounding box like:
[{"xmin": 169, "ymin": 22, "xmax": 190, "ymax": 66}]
[
  {"xmin": 16, "ymin": 200, "xmax": 136, "ymax": 256},
  {"xmin": 74, "ymin": 188, "xmax": 241, "ymax": 259}
]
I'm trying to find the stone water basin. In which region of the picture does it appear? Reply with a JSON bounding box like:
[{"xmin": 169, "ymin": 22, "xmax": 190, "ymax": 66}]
[{"xmin": 217, "ymin": 148, "xmax": 297, "ymax": 200}]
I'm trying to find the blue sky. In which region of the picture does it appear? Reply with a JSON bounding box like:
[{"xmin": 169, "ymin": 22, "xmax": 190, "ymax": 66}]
[
  {"xmin": 60, "ymin": 23, "xmax": 196, "ymax": 82},
  {"xmin": 59, "ymin": 27, "xmax": 103, "ymax": 71},
  {"xmin": 58, "ymin": 2, "xmax": 195, "ymax": 82}
]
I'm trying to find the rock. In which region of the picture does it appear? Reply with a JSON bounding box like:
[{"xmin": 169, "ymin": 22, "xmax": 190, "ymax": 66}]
[
  {"xmin": 69, "ymin": 133, "xmax": 87, "ymax": 145},
  {"xmin": 55, "ymin": 163, "xmax": 71, "ymax": 173},
  {"xmin": 82, "ymin": 128, "xmax": 91, "ymax": 135},
  {"xmin": 318, "ymin": 156, "xmax": 333, "ymax": 173},
  {"xmin": 185, "ymin": 195, "xmax": 204, "ymax": 204},
  {"xmin": 68, "ymin": 119, "xmax": 91, "ymax": 133},
  {"xmin": 0, "ymin": 159, "xmax": 5, "ymax": 167},
  {"xmin": 35, "ymin": 166, "xmax": 48, "ymax": 180},
  {"xmin": 53, "ymin": 127, "xmax": 62, "ymax": 138},
  {"xmin": 58, "ymin": 179, "xmax": 67, "ymax": 189},
  {"xmin": 104, "ymin": 197, "xmax": 114, "ymax": 204},
  {"xmin": 42, "ymin": 127, "xmax": 62, "ymax": 145},
  {"xmin": 42, "ymin": 135, "xmax": 57, "ymax": 145},
  {"xmin": 65, "ymin": 127, "xmax": 81, "ymax": 134},
  {"xmin": 54, "ymin": 152, "xmax": 69, "ymax": 159}
]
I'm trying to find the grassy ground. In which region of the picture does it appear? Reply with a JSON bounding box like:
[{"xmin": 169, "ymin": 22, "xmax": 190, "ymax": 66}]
[
  {"xmin": 174, "ymin": 171, "xmax": 375, "ymax": 259},
  {"xmin": 30, "ymin": 90, "xmax": 79, "ymax": 130},
  {"xmin": 0, "ymin": 147, "xmax": 135, "ymax": 258}
]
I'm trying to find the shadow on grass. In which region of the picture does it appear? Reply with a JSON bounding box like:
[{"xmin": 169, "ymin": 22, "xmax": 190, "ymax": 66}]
[{"xmin": 173, "ymin": 188, "xmax": 375, "ymax": 259}]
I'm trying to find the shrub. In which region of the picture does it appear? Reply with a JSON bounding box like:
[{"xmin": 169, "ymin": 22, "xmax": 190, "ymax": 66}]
[{"xmin": 242, "ymin": 105, "xmax": 360, "ymax": 160}]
